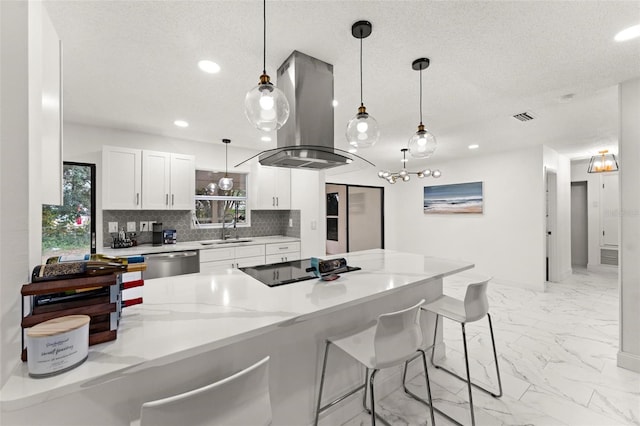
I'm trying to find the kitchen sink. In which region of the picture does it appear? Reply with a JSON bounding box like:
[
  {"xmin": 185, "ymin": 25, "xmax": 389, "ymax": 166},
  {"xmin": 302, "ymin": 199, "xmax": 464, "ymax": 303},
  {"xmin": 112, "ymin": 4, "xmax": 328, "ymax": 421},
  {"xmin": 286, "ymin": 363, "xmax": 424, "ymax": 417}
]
[{"xmin": 200, "ymin": 239, "xmax": 252, "ymax": 246}]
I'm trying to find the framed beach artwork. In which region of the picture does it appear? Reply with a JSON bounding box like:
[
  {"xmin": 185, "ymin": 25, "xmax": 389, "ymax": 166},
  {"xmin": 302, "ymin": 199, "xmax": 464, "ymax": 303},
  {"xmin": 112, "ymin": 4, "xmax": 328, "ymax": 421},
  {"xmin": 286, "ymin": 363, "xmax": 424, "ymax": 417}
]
[{"xmin": 423, "ymin": 181, "xmax": 483, "ymax": 214}]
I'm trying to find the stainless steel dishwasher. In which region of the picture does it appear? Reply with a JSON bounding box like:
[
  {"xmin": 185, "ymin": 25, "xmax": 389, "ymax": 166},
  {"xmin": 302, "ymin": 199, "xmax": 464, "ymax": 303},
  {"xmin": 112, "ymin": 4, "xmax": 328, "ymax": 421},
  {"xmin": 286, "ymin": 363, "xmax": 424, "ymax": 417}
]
[{"xmin": 143, "ymin": 251, "xmax": 200, "ymax": 279}]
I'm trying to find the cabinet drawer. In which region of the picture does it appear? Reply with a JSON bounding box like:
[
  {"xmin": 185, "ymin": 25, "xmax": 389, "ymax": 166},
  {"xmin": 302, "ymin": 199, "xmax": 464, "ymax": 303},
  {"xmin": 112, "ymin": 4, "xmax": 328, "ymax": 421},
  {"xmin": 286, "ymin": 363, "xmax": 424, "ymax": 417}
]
[
  {"xmin": 235, "ymin": 244, "xmax": 265, "ymax": 258},
  {"xmin": 200, "ymin": 260, "xmax": 234, "ymax": 273},
  {"xmin": 235, "ymin": 255, "xmax": 265, "ymax": 268},
  {"xmin": 265, "ymin": 252, "xmax": 301, "ymax": 265},
  {"xmin": 200, "ymin": 247, "xmax": 235, "ymax": 263},
  {"xmin": 265, "ymin": 242, "xmax": 300, "ymax": 255}
]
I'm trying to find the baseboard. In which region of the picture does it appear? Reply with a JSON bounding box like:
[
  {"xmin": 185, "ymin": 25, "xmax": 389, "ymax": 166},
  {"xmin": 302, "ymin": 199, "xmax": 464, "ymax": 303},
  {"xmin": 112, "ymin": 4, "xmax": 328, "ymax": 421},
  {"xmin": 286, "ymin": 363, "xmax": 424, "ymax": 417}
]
[
  {"xmin": 315, "ymin": 344, "xmax": 446, "ymax": 426},
  {"xmin": 587, "ymin": 263, "xmax": 619, "ymax": 273},
  {"xmin": 617, "ymin": 350, "xmax": 640, "ymax": 373}
]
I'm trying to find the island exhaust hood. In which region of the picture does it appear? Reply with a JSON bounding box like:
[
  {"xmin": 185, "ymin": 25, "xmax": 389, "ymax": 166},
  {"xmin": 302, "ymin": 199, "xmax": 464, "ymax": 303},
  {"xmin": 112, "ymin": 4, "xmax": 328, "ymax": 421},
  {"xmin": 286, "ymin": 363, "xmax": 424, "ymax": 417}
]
[{"xmin": 236, "ymin": 51, "xmax": 374, "ymax": 171}]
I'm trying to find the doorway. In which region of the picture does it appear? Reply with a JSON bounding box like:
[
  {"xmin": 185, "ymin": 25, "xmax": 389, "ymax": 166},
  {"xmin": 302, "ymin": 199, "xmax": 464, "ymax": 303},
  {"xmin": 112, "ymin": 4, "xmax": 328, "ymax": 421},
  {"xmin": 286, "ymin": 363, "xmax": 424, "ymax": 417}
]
[
  {"xmin": 571, "ymin": 181, "xmax": 588, "ymax": 267},
  {"xmin": 325, "ymin": 184, "xmax": 384, "ymax": 255},
  {"xmin": 545, "ymin": 169, "xmax": 559, "ymax": 282}
]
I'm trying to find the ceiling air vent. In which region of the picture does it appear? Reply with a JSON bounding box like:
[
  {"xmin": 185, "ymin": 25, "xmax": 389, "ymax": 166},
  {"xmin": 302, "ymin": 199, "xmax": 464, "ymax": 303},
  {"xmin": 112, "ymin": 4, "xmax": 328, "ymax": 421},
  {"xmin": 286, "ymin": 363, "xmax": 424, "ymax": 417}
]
[{"xmin": 512, "ymin": 111, "xmax": 536, "ymax": 122}]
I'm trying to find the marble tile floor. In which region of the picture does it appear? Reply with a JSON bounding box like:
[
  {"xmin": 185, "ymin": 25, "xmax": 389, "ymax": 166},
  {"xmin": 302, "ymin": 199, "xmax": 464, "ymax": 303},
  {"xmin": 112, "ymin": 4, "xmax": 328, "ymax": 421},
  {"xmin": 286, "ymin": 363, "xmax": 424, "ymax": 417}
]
[{"xmin": 341, "ymin": 267, "xmax": 640, "ymax": 426}]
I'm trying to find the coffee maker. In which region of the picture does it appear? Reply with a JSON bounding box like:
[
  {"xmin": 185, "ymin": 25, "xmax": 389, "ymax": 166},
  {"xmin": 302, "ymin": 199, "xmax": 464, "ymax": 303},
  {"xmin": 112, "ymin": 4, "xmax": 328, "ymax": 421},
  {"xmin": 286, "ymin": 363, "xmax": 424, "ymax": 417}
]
[{"xmin": 152, "ymin": 223, "xmax": 163, "ymax": 246}]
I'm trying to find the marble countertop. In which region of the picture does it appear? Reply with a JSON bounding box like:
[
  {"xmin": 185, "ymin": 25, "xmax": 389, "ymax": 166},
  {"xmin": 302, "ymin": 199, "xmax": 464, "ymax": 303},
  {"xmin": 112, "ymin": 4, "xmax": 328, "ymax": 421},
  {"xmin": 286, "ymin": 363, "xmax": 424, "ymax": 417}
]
[
  {"xmin": 0, "ymin": 249, "xmax": 473, "ymax": 411},
  {"xmin": 100, "ymin": 235, "xmax": 300, "ymax": 256}
]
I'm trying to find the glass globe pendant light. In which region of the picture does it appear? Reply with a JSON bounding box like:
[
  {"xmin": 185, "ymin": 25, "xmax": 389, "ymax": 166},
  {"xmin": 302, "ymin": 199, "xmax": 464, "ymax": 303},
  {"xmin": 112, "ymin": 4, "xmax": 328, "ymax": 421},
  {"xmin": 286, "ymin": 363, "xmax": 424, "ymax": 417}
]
[
  {"xmin": 346, "ymin": 21, "xmax": 379, "ymax": 149},
  {"xmin": 244, "ymin": 0, "xmax": 290, "ymax": 132},
  {"xmin": 408, "ymin": 58, "xmax": 437, "ymax": 159},
  {"xmin": 218, "ymin": 139, "xmax": 233, "ymax": 191}
]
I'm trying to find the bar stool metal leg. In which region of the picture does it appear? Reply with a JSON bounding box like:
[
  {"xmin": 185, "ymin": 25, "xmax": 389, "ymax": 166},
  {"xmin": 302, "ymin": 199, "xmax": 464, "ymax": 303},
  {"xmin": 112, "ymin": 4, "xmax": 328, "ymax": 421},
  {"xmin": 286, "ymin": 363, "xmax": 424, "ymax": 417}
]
[
  {"xmin": 487, "ymin": 314, "xmax": 503, "ymax": 397},
  {"xmin": 402, "ymin": 350, "xmax": 461, "ymax": 426},
  {"xmin": 461, "ymin": 323, "xmax": 476, "ymax": 426},
  {"xmin": 431, "ymin": 314, "xmax": 503, "ymax": 398}
]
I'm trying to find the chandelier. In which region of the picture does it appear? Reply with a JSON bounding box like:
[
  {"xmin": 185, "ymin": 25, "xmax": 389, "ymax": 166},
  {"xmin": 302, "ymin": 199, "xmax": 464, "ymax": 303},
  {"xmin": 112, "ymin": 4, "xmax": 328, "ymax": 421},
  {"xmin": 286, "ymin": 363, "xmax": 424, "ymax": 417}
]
[
  {"xmin": 378, "ymin": 148, "xmax": 441, "ymax": 184},
  {"xmin": 587, "ymin": 150, "xmax": 619, "ymax": 173}
]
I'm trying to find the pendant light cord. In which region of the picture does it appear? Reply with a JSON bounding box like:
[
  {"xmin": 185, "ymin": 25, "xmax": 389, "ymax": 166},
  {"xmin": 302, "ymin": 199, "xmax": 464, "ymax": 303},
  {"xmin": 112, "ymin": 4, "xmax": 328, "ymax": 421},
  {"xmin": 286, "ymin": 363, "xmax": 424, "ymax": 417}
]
[
  {"xmin": 225, "ymin": 142, "xmax": 229, "ymax": 176},
  {"xmin": 262, "ymin": 0, "xmax": 266, "ymax": 74},
  {"xmin": 419, "ymin": 67, "xmax": 423, "ymax": 125},
  {"xmin": 359, "ymin": 31, "xmax": 364, "ymax": 106}
]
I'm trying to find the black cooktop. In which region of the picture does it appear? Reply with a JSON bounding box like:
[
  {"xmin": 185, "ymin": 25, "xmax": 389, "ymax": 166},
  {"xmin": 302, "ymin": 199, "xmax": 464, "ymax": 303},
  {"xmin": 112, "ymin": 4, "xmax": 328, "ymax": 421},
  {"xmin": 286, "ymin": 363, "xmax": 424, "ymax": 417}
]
[{"xmin": 240, "ymin": 258, "xmax": 361, "ymax": 287}]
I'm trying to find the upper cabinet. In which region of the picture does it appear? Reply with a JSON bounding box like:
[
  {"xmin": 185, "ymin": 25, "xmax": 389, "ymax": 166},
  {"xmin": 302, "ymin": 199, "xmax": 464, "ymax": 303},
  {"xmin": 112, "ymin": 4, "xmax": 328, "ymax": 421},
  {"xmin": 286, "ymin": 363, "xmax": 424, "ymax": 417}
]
[
  {"xmin": 40, "ymin": 8, "xmax": 63, "ymax": 205},
  {"xmin": 103, "ymin": 146, "xmax": 194, "ymax": 210},
  {"xmin": 103, "ymin": 146, "xmax": 142, "ymax": 209},
  {"xmin": 167, "ymin": 153, "xmax": 196, "ymax": 210},
  {"xmin": 252, "ymin": 165, "xmax": 291, "ymax": 210}
]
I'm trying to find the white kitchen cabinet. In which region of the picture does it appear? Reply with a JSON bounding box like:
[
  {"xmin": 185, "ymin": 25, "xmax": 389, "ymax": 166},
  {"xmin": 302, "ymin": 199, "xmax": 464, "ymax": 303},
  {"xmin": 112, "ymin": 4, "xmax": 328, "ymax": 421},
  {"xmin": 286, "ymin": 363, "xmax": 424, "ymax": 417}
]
[
  {"xmin": 142, "ymin": 150, "xmax": 170, "ymax": 210},
  {"xmin": 103, "ymin": 146, "xmax": 194, "ymax": 210},
  {"xmin": 265, "ymin": 241, "xmax": 301, "ymax": 264},
  {"xmin": 170, "ymin": 153, "xmax": 196, "ymax": 210},
  {"xmin": 102, "ymin": 146, "xmax": 142, "ymax": 210},
  {"xmin": 40, "ymin": 9, "xmax": 63, "ymax": 205},
  {"xmin": 142, "ymin": 151, "xmax": 195, "ymax": 210},
  {"xmin": 252, "ymin": 165, "xmax": 291, "ymax": 210},
  {"xmin": 200, "ymin": 244, "xmax": 266, "ymax": 271}
]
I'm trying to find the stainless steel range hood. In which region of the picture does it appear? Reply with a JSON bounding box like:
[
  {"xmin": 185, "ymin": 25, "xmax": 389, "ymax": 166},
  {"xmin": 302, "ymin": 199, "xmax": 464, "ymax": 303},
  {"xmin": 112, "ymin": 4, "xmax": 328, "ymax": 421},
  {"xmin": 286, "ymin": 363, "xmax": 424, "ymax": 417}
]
[{"xmin": 238, "ymin": 51, "xmax": 374, "ymax": 171}]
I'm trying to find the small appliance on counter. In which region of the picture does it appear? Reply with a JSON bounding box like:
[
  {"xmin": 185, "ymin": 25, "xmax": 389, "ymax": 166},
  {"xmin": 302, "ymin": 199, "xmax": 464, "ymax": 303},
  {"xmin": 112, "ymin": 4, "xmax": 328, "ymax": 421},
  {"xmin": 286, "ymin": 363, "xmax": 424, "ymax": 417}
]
[
  {"xmin": 163, "ymin": 229, "xmax": 177, "ymax": 244},
  {"xmin": 152, "ymin": 223, "xmax": 163, "ymax": 246},
  {"xmin": 111, "ymin": 228, "xmax": 135, "ymax": 249}
]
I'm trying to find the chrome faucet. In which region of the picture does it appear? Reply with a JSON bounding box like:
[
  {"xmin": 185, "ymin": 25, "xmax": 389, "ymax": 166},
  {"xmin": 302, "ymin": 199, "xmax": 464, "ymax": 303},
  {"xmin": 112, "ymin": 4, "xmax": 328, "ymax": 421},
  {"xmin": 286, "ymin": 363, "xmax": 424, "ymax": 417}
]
[{"xmin": 221, "ymin": 201, "xmax": 237, "ymax": 240}]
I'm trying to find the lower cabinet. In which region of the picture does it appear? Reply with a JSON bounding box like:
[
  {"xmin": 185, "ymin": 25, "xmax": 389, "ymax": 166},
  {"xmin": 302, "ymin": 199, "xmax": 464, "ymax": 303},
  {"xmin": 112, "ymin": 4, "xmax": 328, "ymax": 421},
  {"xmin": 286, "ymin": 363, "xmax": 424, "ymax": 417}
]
[
  {"xmin": 200, "ymin": 244, "xmax": 266, "ymax": 273},
  {"xmin": 265, "ymin": 242, "xmax": 301, "ymax": 264}
]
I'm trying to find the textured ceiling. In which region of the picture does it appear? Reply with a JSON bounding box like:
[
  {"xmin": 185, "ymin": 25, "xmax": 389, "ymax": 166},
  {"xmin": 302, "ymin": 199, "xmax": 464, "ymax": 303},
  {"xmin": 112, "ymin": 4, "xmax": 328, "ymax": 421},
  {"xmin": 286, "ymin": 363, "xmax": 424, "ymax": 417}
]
[{"xmin": 44, "ymin": 0, "xmax": 640, "ymax": 171}]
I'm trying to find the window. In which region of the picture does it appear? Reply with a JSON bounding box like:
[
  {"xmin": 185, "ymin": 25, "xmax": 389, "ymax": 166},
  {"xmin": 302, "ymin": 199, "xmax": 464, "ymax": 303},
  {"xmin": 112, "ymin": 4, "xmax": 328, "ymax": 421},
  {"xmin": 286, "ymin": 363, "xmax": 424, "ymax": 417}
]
[
  {"xmin": 41, "ymin": 162, "xmax": 96, "ymax": 262},
  {"xmin": 194, "ymin": 170, "xmax": 248, "ymax": 228}
]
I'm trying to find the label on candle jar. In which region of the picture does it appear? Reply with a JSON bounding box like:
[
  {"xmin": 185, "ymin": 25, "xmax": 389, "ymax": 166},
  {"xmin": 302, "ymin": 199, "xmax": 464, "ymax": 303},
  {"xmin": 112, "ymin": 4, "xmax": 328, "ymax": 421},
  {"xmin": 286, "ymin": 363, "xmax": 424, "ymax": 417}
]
[{"xmin": 26, "ymin": 315, "xmax": 90, "ymax": 378}]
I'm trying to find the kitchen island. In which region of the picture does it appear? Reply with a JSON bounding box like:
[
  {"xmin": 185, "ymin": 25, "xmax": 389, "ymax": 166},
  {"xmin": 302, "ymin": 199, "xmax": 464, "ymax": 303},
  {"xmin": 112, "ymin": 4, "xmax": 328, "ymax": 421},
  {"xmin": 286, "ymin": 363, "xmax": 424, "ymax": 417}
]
[{"xmin": 0, "ymin": 249, "xmax": 473, "ymax": 425}]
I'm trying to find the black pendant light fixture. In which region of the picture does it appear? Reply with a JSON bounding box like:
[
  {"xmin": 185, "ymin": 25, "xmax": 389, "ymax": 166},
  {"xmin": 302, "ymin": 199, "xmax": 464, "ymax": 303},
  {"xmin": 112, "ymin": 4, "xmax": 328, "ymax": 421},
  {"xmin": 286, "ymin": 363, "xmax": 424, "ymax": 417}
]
[
  {"xmin": 378, "ymin": 148, "xmax": 441, "ymax": 184},
  {"xmin": 346, "ymin": 20, "xmax": 379, "ymax": 149},
  {"xmin": 244, "ymin": 0, "xmax": 290, "ymax": 132},
  {"xmin": 218, "ymin": 139, "xmax": 233, "ymax": 191},
  {"xmin": 408, "ymin": 57, "xmax": 437, "ymax": 158}
]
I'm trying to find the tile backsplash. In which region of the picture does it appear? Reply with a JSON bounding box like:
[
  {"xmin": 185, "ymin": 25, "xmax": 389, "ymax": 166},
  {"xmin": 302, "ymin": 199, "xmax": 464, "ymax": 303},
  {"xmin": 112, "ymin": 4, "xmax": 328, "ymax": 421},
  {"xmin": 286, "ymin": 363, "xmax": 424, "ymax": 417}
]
[{"xmin": 103, "ymin": 210, "xmax": 300, "ymax": 247}]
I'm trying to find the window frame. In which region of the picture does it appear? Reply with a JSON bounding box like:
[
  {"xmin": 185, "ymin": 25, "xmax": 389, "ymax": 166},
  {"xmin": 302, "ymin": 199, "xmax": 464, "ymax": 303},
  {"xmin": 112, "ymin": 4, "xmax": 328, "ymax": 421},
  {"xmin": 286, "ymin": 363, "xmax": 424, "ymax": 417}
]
[{"xmin": 193, "ymin": 170, "xmax": 250, "ymax": 229}]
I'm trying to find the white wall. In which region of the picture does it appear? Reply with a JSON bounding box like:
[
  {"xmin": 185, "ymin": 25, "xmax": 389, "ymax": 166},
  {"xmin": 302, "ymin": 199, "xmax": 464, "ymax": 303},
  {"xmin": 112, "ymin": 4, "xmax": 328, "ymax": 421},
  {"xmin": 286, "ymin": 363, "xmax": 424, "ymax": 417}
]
[
  {"xmin": 0, "ymin": 1, "xmax": 30, "ymax": 388},
  {"xmin": 334, "ymin": 145, "xmax": 555, "ymax": 289},
  {"xmin": 0, "ymin": 1, "xmax": 54, "ymax": 388},
  {"xmin": 618, "ymin": 77, "xmax": 640, "ymax": 372}
]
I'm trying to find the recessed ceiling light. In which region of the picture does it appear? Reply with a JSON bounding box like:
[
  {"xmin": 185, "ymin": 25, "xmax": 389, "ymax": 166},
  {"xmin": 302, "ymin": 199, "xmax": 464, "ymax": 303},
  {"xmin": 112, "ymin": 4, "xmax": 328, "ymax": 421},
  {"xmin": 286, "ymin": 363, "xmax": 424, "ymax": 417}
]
[
  {"xmin": 198, "ymin": 60, "xmax": 221, "ymax": 74},
  {"xmin": 261, "ymin": 136, "xmax": 272, "ymax": 142},
  {"xmin": 174, "ymin": 120, "xmax": 189, "ymax": 128},
  {"xmin": 615, "ymin": 24, "xmax": 640, "ymax": 42},
  {"xmin": 332, "ymin": 100, "xmax": 339, "ymax": 107},
  {"xmin": 468, "ymin": 144, "xmax": 479, "ymax": 150}
]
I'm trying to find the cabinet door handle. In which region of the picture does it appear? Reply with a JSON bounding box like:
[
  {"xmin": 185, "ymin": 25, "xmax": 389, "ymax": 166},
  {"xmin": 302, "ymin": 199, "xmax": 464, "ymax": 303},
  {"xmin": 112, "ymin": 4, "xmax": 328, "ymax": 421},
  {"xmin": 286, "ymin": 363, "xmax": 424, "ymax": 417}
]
[
  {"xmin": 165, "ymin": 194, "xmax": 169, "ymax": 205},
  {"xmin": 136, "ymin": 193, "xmax": 140, "ymax": 205},
  {"xmin": 172, "ymin": 194, "xmax": 175, "ymax": 205},
  {"xmin": 272, "ymin": 197, "xmax": 275, "ymax": 207},
  {"xmin": 276, "ymin": 197, "xmax": 279, "ymax": 207}
]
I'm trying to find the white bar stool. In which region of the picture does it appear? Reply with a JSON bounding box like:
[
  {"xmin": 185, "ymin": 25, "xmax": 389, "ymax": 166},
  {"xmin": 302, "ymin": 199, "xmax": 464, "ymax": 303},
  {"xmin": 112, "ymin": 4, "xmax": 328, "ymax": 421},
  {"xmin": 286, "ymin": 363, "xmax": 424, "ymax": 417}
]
[
  {"xmin": 404, "ymin": 278, "xmax": 502, "ymax": 426},
  {"xmin": 314, "ymin": 300, "xmax": 436, "ymax": 426},
  {"xmin": 138, "ymin": 356, "xmax": 272, "ymax": 426}
]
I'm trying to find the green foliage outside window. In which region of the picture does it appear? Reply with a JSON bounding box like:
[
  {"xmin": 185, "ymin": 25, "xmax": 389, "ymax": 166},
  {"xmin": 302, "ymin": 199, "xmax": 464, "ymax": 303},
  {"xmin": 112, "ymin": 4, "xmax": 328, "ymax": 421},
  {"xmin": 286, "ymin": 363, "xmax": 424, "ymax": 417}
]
[{"xmin": 42, "ymin": 164, "xmax": 92, "ymax": 252}]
